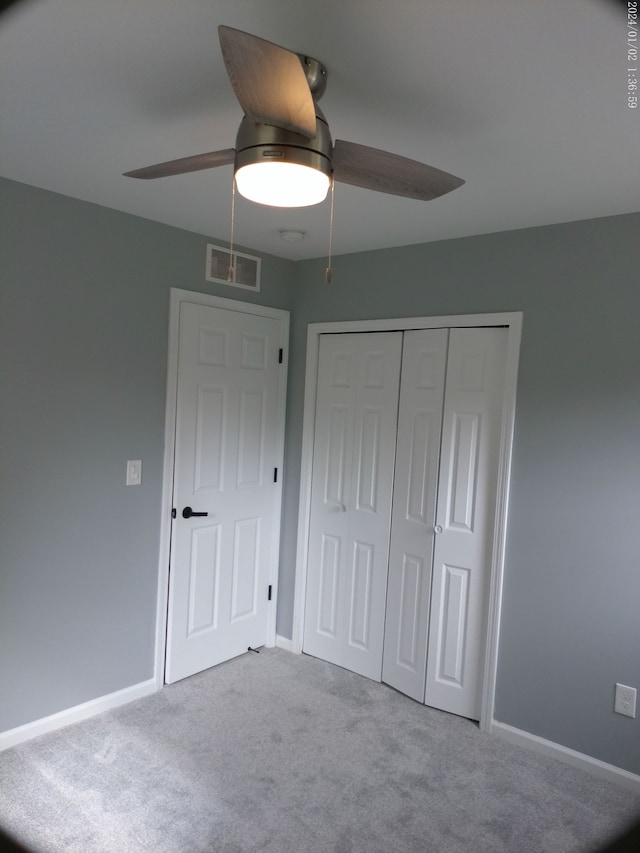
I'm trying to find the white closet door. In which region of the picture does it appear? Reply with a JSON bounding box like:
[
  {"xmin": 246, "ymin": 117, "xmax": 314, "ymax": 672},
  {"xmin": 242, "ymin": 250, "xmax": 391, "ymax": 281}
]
[
  {"xmin": 424, "ymin": 327, "xmax": 507, "ymax": 718},
  {"xmin": 382, "ymin": 329, "xmax": 449, "ymax": 701},
  {"xmin": 304, "ymin": 332, "xmax": 402, "ymax": 680}
]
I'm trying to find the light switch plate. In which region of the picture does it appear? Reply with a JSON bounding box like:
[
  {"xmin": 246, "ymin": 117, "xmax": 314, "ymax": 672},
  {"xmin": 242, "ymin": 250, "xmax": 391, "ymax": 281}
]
[{"xmin": 126, "ymin": 459, "xmax": 142, "ymax": 486}]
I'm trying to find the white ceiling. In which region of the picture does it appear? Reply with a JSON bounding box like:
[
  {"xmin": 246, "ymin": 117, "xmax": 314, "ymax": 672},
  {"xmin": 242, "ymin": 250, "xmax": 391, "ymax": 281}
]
[{"xmin": 1, "ymin": 0, "xmax": 636, "ymax": 261}]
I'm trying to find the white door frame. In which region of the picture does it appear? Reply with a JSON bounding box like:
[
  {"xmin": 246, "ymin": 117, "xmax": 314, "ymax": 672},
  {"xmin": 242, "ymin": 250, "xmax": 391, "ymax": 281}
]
[
  {"xmin": 292, "ymin": 311, "xmax": 522, "ymax": 732},
  {"xmin": 154, "ymin": 288, "xmax": 290, "ymax": 688}
]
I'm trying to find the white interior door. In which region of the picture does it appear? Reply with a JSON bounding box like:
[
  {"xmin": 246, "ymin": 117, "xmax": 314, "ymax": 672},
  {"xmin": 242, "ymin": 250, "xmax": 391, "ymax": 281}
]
[
  {"xmin": 303, "ymin": 332, "xmax": 402, "ymax": 680},
  {"xmin": 424, "ymin": 327, "xmax": 507, "ymax": 718},
  {"xmin": 165, "ymin": 300, "xmax": 286, "ymax": 684},
  {"xmin": 382, "ymin": 329, "xmax": 449, "ymax": 701}
]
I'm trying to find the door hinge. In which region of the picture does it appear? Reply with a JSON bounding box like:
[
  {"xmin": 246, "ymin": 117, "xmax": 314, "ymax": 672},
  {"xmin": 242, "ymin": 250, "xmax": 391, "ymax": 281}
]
[
  {"xmin": 278, "ymin": 348, "xmax": 283, "ymax": 364},
  {"xmin": 171, "ymin": 507, "xmax": 177, "ymax": 519},
  {"xmin": 273, "ymin": 467, "xmax": 278, "ymax": 483},
  {"xmin": 268, "ymin": 584, "xmax": 273, "ymax": 601}
]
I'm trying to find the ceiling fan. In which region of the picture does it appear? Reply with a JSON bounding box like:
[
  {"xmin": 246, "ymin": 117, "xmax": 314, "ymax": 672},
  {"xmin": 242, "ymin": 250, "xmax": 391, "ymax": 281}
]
[{"xmin": 123, "ymin": 26, "xmax": 464, "ymax": 208}]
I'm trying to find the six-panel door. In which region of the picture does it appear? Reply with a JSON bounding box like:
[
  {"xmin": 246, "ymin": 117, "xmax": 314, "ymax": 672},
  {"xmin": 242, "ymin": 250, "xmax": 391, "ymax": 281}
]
[{"xmin": 165, "ymin": 301, "xmax": 283, "ymax": 684}]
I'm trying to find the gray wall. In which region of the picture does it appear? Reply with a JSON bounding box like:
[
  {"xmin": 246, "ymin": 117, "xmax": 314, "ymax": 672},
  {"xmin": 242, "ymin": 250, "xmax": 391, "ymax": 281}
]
[
  {"xmin": 2, "ymin": 176, "xmax": 639, "ymax": 778},
  {"xmin": 0, "ymin": 178, "xmax": 295, "ymax": 732},
  {"xmin": 280, "ymin": 214, "xmax": 640, "ymax": 776}
]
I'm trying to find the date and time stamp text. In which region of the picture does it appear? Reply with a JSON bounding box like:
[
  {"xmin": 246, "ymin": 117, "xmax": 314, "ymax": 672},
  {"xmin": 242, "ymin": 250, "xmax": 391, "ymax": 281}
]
[{"xmin": 628, "ymin": 2, "xmax": 638, "ymax": 107}]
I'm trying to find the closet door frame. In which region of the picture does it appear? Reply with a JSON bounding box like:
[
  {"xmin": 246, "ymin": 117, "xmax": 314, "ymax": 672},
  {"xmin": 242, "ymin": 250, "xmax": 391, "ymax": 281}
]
[{"xmin": 293, "ymin": 311, "xmax": 523, "ymax": 733}]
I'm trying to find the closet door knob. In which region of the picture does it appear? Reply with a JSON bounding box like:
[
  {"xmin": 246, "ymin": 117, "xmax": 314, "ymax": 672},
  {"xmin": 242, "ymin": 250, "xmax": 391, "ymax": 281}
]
[{"xmin": 434, "ymin": 524, "xmax": 443, "ymax": 534}]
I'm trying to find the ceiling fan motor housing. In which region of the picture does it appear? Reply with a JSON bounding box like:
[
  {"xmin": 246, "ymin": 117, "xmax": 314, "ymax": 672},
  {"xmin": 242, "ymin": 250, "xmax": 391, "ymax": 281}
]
[{"xmin": 234, "ymin": 106, "xmax": 333, "ymax": 180}]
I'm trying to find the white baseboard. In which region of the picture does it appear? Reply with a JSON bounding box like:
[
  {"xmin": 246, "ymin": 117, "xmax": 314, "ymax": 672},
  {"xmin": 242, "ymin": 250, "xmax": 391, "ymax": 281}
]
[
  {"xmin": 491, "ymin": 720, "xmax": 640, "ymax": 793},
  {"xmin": 0, "ymin": 678, "xmax": 158, "ymax": 752},
  {"xmin": 275, "ymin": 634, "xmax": 295, "ymax": 653}
]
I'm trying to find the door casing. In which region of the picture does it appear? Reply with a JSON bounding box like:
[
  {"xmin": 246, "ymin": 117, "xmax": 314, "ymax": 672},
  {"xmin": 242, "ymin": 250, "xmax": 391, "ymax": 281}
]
[
  {"xmin": 293, "ymin": 312, "xmax": 522, "ymax": 732},
  {"xmin": 154, "ymin": 288, "xmax": 289, "ymax": 687}
]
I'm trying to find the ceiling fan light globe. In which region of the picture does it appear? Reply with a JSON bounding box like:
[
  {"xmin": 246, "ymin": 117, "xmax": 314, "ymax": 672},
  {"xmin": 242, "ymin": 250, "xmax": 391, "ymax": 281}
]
[{"xmin": 235, "ymin": 162, "xmax": 330, "ymax": 207}]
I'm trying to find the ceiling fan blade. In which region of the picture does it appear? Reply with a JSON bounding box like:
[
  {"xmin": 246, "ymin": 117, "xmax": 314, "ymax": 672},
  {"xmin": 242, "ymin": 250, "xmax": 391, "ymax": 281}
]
[
  {"xmin": 332, "ymin": 140, "xmax": 464, "ymax": 201},
  {"xmin": 218, "ymin": 25, "xmax": 316, "ymax": 138},
  {"xmin": 123, "ymin": 148, "xmax": 236, "ymax": 179}
]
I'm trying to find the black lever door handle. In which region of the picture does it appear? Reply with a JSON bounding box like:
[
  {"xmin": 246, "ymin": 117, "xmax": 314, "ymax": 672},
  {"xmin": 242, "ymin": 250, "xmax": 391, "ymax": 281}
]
[{"xmin": 182, "ymin": 506, "xmax": 209, "ymax": 519}]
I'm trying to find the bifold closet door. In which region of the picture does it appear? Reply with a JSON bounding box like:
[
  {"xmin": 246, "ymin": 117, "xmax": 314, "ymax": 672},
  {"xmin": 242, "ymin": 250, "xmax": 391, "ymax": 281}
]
[
  {"xmin": 381, "ymin": 329, "xmax": 449, "ymax": 701},
  {"xmin": 303, "ymin": 332, "xmax": 403, "ymax": 680},
  {"xmin": 382, "ymin": 326, "xmax": 507, "ymax": 719},
  {"xmin": 424, "ymin": 326, "xmax": 507, "ymax": 719}
]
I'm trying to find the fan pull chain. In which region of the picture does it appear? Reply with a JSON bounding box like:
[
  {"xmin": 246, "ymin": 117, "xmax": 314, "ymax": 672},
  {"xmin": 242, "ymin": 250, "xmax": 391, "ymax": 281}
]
[
  {"xmin": 228, "ymin": 176, "xmax": 237, "ymax": 282},
  {"xmin": 325, "ymin": 178, "xmax": 335, "ymax": 284}
]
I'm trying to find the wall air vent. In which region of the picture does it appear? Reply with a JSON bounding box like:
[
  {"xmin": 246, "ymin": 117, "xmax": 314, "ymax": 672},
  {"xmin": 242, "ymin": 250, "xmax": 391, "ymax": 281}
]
[{"xmin": 205, "ymin": 243, "xmax": 261, "ymax": 292}]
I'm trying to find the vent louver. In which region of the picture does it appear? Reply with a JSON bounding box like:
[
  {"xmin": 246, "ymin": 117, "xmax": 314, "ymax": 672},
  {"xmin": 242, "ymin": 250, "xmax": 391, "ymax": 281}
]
[{"xmin": 206, "ymin": 243, "xmax": 261, "ymax": 292}]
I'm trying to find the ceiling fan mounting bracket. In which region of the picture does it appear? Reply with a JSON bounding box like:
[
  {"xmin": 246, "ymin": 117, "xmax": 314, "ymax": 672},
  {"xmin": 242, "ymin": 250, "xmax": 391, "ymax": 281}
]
[{"xmin": 298, "ymin": 55, "xmax": 327, "ymax": 100}]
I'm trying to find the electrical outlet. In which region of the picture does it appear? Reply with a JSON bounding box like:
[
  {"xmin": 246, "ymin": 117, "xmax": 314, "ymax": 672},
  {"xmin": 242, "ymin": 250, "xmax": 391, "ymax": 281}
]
[{"xmin": 614, "ymin": 683, "xmax": 637, "ymax": 718}]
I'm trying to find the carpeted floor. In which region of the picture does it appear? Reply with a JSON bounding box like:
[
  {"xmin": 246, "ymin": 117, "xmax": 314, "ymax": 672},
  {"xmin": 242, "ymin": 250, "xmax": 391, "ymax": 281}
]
[{"xmin": 0, "ymin": 648, "xmax": 639, "ymax": 853}]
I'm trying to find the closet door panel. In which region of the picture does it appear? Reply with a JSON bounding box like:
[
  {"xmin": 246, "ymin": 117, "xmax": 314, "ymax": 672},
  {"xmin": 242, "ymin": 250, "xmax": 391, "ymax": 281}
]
[
  {"xmin": 304, "ymin": 332, "xmax": 402, "ymax": 680},
  {"xmin": 382, "ymin": 329, "xmax": 449, "ymax": 701},
  {"xmin": 425, "ymin": 327, "xmax": 507, "ymax": 718}
]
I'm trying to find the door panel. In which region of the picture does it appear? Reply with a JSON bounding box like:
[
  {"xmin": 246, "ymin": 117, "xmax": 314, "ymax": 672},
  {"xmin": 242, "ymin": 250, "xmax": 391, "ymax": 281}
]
[
  {"xmin": 304, "ymin": 332, "xmax": 402, "ymax": 680},
  {"xmin": 382, "ymin": 329, "xmax": 448, "ymax": 701},
  {"xmin": 318, "ymin": 534, "xmax": 340, "ymax": 637},
  {"xmin": 237, "ymin": 390, "xmax": 266, "ymax": 486},
  {"xmin": 194, "ymin": 387, "xmax": 225, "ymax": 491},
  {"xmin": 349, "ymin": 540, "xmax": 374, "ymax": 649},
  {"xmin": 435, "ymin": 563, "xmax": 470, "ymax": 685},
  {"xmin": 230, "ymin": 516, "xmax": 260, "ymax": 621},
  {"xmin": 187, "ymin": 524, "xmax": 221, "ymax": 634},
  {"xmin": 356, "ymin": 408, "xmax": 383, "ymax": 511},
  {"xmin": 425, "ymin": 327, "xmax": 507, "ymax": 718},
  {"xmin": 447, "ymin": 412, "xmax": 481, "ymax": 531},
  {"xmin": 165, "ymin": 301, "xmax": 283, "ymax": 684},
  {"xmin": 324, "ymin": 404, "xmax": 349, "ymax": 504}
]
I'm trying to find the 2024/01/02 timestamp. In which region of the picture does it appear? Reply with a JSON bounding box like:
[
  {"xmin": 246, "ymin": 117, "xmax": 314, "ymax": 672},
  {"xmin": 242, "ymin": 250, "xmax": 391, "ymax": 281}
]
[{"xmin": 629, "ymin": 1, "xmax": 638, "ymax": 108}]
